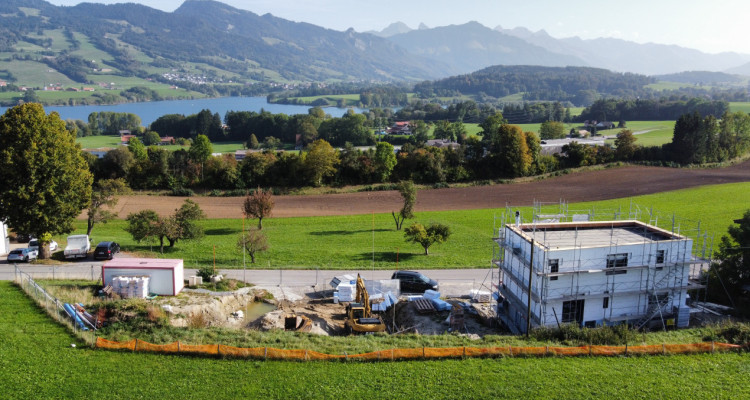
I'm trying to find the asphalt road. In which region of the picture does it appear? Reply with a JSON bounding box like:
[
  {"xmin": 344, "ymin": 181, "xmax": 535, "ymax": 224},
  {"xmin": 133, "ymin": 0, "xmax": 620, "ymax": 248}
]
[{"xmin": 1, "ymin": 261, "xmax": 498, "ymax": 293}]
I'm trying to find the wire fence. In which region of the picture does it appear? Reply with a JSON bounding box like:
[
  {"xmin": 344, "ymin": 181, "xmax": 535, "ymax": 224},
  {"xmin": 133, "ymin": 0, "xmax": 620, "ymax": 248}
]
[
  {"xmin": 14, "ymin": 265, "xmax": 98, "ymax": 345},
  {"xmin": 95, "ymin": 337, "xmax": 741, "ymax": 361}
]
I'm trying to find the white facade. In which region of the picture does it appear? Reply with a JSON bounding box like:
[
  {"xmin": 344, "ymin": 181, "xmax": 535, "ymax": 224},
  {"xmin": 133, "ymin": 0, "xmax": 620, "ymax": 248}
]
[
  {"xmin": 102, "ymin": 258, "xmax": 184, "ymax": 296},
  {"xmin": 496, "ymin": 220, "xmax": 700, "ymax": 333},
  {"xmin": 0, "ymin": 221, "xmax": 8, "ymax": 256}
]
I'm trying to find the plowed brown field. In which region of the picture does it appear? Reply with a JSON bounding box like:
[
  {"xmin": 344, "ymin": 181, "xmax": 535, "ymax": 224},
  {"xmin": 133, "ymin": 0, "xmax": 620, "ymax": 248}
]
[{"xmin": 98, "ymin": 161, "xmax": 750, "ymax": 219}]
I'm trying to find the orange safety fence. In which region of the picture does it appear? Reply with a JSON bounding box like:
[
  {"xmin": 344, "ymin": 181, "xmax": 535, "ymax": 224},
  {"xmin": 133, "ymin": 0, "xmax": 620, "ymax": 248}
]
[{"xmin": 95, "ymin": 337, "xmax": 742, "ymax": 362}]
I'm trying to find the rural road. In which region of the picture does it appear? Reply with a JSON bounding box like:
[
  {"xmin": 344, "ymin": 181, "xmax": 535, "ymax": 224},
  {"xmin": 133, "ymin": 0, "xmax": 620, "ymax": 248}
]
[{"xmin": 0, "ymin": 262, "xmax": 497, "ymax": 291}]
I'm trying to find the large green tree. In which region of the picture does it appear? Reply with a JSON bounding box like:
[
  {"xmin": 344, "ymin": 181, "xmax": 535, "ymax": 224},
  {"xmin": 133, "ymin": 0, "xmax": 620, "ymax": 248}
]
[
  {"xmin": 708, "ymin": 210, "xmax": 750, "ymax": 313},
  {"xmin": 0, "ymin": 103, "xmax": 92, "ymax": 258},
  {"xmin": 302, "ymin": 139, "xmax": 339, "ymax": 186},
  {"xmin": 539, "ymin": 121, "xmax": 565, "ymax": 140},
  {"xmin": 373, "ymin": 142, "xmax": 397, "ymax": 182}
]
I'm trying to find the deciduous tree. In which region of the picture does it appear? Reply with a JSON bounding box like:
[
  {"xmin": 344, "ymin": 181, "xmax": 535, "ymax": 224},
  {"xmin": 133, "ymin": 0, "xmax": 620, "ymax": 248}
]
[
  {"xmin": 302, "ymin": 139, "xmax": 339, "ymax": 186},
  {"xmin": 237, "ymin": 228, "xmax": 269, "ymax": 263},
  {"xmin": 373, "ymin": 142, "xmax": 397, "ymax": 182},
  {"xmin": 404, "ymin": 222, "xmax": 451, "ymax": 255},
  {"xmin": 0, "ymin": 103, "xmax": 93, "ymax": 259},
  {"xmin": 86, "ymin": 178, "xmax": 131, "ymax": 236},
  {"xmin": 392, "ymin": 180, "xmax": 416, "ymax": 230},
  {"xmin": 243, "ymin": 187, "xmax": 274, "ymax": 229},
  {"xmin": 614, "ymin": 129, "xmax": 638, "ymax": 160},
  {"xmin": 708, "ymin": 210, "xmax": 750, "ymax": 312}
]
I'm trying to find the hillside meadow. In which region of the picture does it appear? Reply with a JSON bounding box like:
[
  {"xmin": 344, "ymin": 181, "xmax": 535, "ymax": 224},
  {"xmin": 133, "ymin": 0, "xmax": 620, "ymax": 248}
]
[
  {"xmin": 53, "ymin": 182, "xmax": 750, "ymax": 269},
  {"xmin": 1, "ymin": 281, "xmax": 748, "ymax": 399}
]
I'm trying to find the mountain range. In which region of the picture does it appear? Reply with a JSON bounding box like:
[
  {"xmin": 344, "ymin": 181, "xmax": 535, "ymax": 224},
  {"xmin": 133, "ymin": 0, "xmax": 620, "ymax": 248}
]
[{"xmin": 1, "ymin": 0, "xmax": 749, "ymax": 91}]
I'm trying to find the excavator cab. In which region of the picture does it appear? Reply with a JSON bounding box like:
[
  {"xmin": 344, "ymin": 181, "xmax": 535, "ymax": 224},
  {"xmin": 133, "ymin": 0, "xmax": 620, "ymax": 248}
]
[{"xmin": 344, "ymin": 275, "xmax": 386, "ymax": 334}]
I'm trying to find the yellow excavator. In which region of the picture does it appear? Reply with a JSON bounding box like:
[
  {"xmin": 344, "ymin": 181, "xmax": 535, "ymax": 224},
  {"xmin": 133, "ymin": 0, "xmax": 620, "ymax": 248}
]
[{"xmin": 344, "ymin": 274, "xmax": 386, "ymax": 334}]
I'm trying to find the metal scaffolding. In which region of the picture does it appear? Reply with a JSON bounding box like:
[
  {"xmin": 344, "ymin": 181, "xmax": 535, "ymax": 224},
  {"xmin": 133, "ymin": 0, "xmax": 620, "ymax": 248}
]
[{"xmin": 493, "ymin": 200, "xmax": 713, "ymax": 332}]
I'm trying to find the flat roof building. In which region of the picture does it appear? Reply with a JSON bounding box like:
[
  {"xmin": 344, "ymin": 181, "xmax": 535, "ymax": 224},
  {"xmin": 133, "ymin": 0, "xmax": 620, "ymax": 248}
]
[{"xmin": 495, "ymin": 219, "xmax": 705, "ymax": 333}]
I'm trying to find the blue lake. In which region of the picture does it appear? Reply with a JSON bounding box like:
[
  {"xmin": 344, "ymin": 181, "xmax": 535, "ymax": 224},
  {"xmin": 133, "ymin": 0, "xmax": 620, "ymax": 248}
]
[{"xmin": 0, "ymin": 97, "xmax": 367, "ymax": 126}]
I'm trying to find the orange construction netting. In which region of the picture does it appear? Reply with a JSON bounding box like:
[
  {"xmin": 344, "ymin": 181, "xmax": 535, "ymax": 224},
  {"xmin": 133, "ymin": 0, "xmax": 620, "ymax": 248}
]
[{"xmin": 95, "ymin": 337, "xmax": 742, "ymax": 361}]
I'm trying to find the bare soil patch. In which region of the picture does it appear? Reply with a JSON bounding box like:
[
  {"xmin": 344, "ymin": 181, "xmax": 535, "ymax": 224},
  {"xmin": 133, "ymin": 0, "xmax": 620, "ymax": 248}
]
[{"xmin": 92, "ymin": 161, "xmax": 750, "ymax": 219}]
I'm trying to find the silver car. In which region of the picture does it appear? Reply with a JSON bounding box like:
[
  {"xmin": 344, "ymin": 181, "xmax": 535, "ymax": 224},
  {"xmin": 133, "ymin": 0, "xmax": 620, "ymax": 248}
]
[
  {"xmin": 7, "ymin": 248, "xmax": 39, "ymax": 262},
  {"xmin": 28, "ymin": 239, "xmax": 58, "ymax": 252}
]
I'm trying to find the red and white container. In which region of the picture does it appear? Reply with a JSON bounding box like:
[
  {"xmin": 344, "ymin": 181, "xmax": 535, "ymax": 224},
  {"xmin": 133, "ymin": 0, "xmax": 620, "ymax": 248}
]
[{"xmin": 102, "ymin": 258, "xmax": 184, "ymax": 296}]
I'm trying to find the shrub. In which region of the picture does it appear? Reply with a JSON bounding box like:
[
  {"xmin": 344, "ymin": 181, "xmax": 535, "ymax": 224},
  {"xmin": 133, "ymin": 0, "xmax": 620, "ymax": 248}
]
[
  {"xmin": 170, "ymin": 187, "xmax": 194, "ymax": 197},
  {"xmin": 196, "ymin": 265, "xmax": 215, "ymax": 282}
]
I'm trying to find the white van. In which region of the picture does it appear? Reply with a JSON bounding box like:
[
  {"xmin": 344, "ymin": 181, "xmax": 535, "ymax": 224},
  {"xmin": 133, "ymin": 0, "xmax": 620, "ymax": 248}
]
[{"xmin": 64, "ymin": 234, "xmax": 91, "ymax": 259}]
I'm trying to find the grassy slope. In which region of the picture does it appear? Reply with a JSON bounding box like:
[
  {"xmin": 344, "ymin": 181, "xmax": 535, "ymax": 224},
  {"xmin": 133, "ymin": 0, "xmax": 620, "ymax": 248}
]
[
  {"xmin": 61, "ymin": 182, "xmax": 750, "ymax": 269},
  {"xmin": 1, "ymin": 281, "xmax": 748, "ymax": 399}
]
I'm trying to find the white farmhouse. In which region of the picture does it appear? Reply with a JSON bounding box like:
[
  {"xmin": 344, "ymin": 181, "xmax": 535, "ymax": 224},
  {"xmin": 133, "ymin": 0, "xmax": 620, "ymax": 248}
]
[{"xmin": 495, "ymin": 220, "xmax": 703, "ymax": 333}]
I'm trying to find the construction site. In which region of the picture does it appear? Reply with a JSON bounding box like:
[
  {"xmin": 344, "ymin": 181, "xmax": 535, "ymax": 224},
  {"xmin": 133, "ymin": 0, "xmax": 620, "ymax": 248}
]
[{"xmin": 492, "ymin": 200, "xmax": 716, "ymax": 334}]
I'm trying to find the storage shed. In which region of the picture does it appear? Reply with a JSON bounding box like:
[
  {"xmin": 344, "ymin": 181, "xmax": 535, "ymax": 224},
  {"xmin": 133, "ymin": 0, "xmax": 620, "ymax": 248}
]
[{"xmin": 102, "ymin": 258, "xmax": 184, "ymax": 296}]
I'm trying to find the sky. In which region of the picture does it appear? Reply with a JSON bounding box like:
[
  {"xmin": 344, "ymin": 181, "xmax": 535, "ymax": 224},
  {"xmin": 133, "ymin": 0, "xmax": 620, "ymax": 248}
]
[{"xmin": 46, "ymin": 0, "xmax": 750, "ymax": 55}]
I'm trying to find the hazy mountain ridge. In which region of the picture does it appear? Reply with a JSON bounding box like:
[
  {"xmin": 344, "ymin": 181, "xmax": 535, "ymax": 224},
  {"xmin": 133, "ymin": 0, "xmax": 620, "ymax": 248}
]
[
  {"xmin": 369, "ymin": 20, "xmax": 750, "ymax": 76},
  {"xmin": 388, "ymin": 21, "xmax": 589, "ymax": 75}
]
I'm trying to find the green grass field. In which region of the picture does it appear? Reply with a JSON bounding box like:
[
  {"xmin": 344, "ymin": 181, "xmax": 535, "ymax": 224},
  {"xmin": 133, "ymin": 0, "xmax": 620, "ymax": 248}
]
[
  {"xmin": 76, "ymin": 136, "xmax": 245, "ymax": 153},
  {"xmin": 55, "ymin": 182, "xmax": 750, "ymax": 269},
  {"xmin": 729, "ymin": 102, "xmax": 750, "ymax": 113},
  {"xmin": 2, "ymin": 281, "xmax": 748, "ymax": 399}
]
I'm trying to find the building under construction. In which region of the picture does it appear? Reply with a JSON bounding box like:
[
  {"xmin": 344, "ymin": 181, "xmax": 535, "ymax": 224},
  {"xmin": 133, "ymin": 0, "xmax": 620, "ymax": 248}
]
[{"xmin": 493, "ymin": 201, "xmax": 710, "ymax": 334}]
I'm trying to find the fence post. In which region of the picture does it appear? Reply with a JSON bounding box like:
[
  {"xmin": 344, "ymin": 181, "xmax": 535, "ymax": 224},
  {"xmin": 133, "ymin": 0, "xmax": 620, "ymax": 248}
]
[
  {"xmin": 711, "ymin": 341, "xmax": 715, "ymax": 353},
  {"xmin": 662, "ymin": 343, "xmax": 666, "ymax": 355},
  {"xmin": 134, "ymin": 338, "xmax": 138, "ymax": 352},
  {"xmin": 545, "ymin": 346, "xmax": 549, "ymax": 356},
  {"xmin": 264, "ymin": 347, "xmax": 267, "ymax": 361},
  {"xmin": 588, "ymin": 345, "xmax": 592, "ymax": 356},
  {"xmin": 625, "ymin": 343, "xmax": 628, "ymax": 356}
]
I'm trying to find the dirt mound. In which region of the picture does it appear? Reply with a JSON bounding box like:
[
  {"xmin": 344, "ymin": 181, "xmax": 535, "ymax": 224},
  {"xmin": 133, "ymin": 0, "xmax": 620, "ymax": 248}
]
[{"xmin": 94, "ymin": 161, "xmax": 750, "ymax": 219}]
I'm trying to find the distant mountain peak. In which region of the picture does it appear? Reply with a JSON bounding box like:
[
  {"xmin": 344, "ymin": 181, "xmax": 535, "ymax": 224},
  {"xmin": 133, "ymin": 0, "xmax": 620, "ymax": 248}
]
[
  {"xmin": 373, "ymin": 21, "xmax": 413, "ymax": 37},
  {"xmin": 418, "ymin": 23, "xmax": 430, "ymax": 30}
]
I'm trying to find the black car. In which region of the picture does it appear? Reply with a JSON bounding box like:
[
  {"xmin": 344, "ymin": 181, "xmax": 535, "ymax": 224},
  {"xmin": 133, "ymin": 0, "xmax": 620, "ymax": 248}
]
[
  {"xmin": 391, "ymin": 270, "xmax": 438, "ymax": 293},
  {"xmin": 93, "ymin": 241, "xmax": 120, "ymax": 260}
]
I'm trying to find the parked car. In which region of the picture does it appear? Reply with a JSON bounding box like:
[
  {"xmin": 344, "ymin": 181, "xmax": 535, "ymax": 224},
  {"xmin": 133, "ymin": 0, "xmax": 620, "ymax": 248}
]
[
  {"xmin": 64, "ymin": 234, "xmax": 91, "ymax": 260},
  {"xmin": 93, "ymin": 241, "xmax": 120, "ymax": 260},
  {"xmin": 28, "ymin": 239, "xmax": 58, "ymax": 252},
  {"xmin": 7, "ymin": 248, "xmax": 38, "ymax": 262},
  {"xmin": 14, "ymin": 233, "xmax": 33, "ymax": 243},
  {"xmin": 391, "ymin": 270, "xmax": 439, "ymax": 293}
]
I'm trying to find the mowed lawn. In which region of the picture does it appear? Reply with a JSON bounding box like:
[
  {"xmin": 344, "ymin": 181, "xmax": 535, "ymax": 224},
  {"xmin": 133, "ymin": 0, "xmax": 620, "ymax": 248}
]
[
  {"xmin": 1, "ymin": 281, "xmax": 748, "ymax": 399},
  {"xmin": 55, "ymin": 182, "xmax": 750, "ymax": 269}
]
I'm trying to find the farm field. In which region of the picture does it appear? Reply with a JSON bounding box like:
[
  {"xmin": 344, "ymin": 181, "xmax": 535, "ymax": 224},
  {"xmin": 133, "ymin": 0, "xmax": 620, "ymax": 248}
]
[
  {"xmin": 729, "ymin": 102, "xmax": 750, "ymax": 113},
  {"xmin": 76, "ymin": 136, "xmax": 246, "ymax": 153},
  {"xmin": 60, "ymin": 178, "xmax": 750, "ymax": 269},
  {"xmin": 2, "ymin": 281, "xmax": 748, "ymax": 399}
]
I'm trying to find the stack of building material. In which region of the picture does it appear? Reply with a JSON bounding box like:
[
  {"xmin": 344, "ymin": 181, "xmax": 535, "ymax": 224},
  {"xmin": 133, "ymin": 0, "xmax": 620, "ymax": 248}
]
[
  {"xmin": 470, "ymin": 290, "xmax": 492, "ymax": 303},
  {"xmin": 336, "ymin": 283, "xmax": 355, "ymax": 302},
  {"xmin": 112, "ymin": 276, "xmax": 150, "ymax": 299},
  {"xmin": 366, "ymin": 279, "xmax": 401, "ymax": 298},
  {"xmin": 431, "ymin": 298, "xmax": 452, "ymax": 311},
  {"xmin": 372, "ymin": 292, "xmax": 398, "ymax": 312},
  {"xmin": 329, "ymin": 274, "xmax": 355, "ymax": 289},
  {"xmin": 423, "ymin": 290, "xmax": 441, "ymax": 300}
]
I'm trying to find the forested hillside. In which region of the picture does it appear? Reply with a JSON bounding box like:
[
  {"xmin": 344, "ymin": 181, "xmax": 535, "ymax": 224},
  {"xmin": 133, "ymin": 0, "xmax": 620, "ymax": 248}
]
[{"xmin": 414, "ymin": 66, "xmax": 655, "ymax": 106}]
